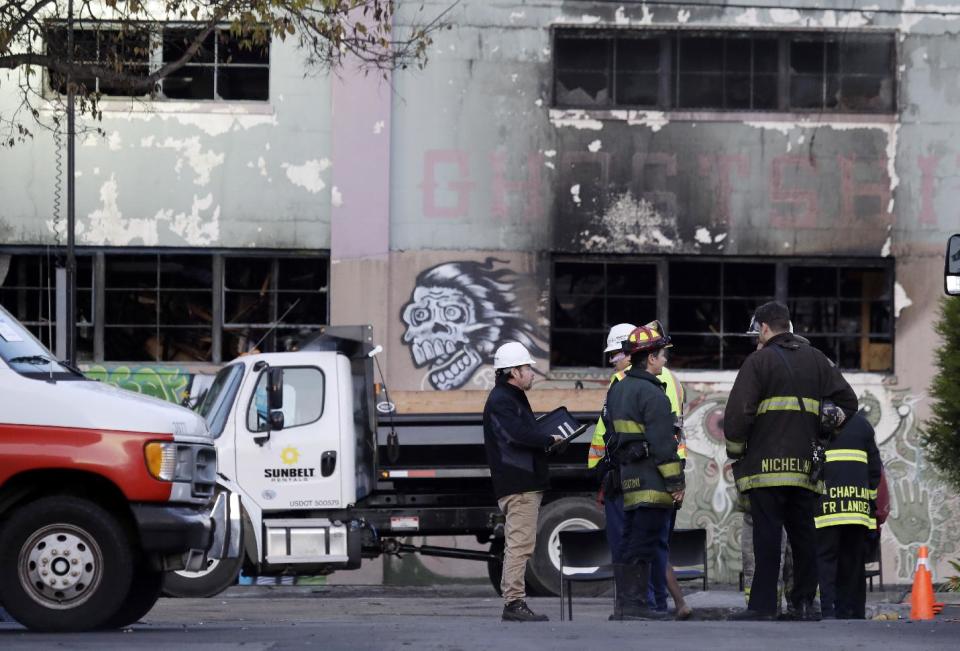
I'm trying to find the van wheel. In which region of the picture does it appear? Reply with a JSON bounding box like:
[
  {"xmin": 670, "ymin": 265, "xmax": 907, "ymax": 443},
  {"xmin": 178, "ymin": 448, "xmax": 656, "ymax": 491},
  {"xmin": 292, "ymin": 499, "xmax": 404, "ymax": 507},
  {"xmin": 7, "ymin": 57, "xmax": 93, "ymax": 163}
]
[
  {"xmin": 98, "ymin": 559, "xmax": 164, "ymax": 628},
  {"xmin": 0, "ymin": 496, "xmax": 134, "ymax": 632},
  {"xmin": 525, "ymin": 497, "xmax": 608, "ymax": 597}
]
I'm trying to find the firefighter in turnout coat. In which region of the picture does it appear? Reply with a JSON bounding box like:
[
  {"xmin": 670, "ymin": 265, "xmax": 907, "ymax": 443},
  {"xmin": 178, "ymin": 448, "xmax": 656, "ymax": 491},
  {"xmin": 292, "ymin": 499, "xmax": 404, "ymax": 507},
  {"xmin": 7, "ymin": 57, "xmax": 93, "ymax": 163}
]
[
  {"xmin": 605, "ymin": 324, "xmax": 684, "ymax": 620},
  {"xmin": 724, "ymin": 301, "xmax": 857, "ymax": 620},
  {"xmin": 816, "ymin": 410, "xmax": 881, "ymax": 619}
]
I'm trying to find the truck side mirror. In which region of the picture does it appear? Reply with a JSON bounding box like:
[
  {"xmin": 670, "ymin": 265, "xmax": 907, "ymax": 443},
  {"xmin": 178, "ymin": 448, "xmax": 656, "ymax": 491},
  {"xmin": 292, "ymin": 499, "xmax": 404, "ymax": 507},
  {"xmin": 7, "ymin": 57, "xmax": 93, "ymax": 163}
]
[
  {"xmin": 947, "ymin": 234, "xmax": 960, "ymax": 296},
  {"xmin": 268, "ymin": 410, "xmax": 285, "ymax": 431},
  {"xmin": 267, "ymin": 367, "xmax": 284, "ymax": 410}
]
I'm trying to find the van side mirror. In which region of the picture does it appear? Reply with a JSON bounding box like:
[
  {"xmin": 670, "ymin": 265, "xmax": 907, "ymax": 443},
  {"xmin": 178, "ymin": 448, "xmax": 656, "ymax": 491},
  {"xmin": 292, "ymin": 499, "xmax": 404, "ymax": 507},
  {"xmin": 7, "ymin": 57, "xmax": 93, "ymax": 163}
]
[
  {"xmin": 947, "ymin": 234, "xmax": 960, "ymax": 296},
  {"xmin": 267, "ymin": 367, "xmax": 283, "ymax": 410}
]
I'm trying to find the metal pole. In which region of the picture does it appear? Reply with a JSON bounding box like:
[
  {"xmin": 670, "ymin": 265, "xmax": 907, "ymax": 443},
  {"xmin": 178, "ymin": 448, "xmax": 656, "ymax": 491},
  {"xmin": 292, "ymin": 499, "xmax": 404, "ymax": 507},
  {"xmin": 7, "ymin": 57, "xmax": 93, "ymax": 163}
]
[{"xmin": 65, "ymin": 0, "xmax": 76, "ymax": 365}]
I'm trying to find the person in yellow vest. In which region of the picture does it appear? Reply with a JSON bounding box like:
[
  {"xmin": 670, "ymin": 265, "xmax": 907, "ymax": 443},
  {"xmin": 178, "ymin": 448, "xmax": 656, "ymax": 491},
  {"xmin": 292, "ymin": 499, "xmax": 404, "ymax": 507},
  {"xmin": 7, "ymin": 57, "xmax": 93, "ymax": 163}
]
[{"xmin": 588, "ymin": 321, "xmax": 691, "ymax": 619}]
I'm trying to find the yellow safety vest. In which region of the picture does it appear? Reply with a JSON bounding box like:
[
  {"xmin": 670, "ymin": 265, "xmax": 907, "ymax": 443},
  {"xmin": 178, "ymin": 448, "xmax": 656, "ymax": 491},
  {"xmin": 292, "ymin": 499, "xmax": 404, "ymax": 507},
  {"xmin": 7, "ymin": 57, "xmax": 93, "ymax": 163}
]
[{"xmin": 587, "ymin": 366, "xmax": 685, "ymax": 468}]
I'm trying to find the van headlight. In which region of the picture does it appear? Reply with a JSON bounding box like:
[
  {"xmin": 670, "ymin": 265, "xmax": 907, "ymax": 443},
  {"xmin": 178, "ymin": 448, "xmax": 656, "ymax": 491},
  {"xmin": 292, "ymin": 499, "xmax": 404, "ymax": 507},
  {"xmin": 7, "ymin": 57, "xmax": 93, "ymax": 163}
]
[{"xmin": 144, "ymin": 441, "xmax": 199, "ymax": 482}]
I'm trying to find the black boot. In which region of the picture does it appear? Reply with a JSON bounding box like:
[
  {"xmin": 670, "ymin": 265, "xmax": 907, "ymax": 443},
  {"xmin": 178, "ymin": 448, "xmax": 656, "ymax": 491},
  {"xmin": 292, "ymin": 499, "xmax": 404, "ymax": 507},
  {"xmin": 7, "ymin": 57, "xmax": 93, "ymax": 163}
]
[
  {"xmin": 620, "ymin": 562, "xmax": 671, "ymax": 621},
  {"xmin": 609, "ymin": 564, "xmax": 628, "ymax": 620},
  {"xmin": 502, "ymin": 599, "xmax": 548, "ymax": 622}
]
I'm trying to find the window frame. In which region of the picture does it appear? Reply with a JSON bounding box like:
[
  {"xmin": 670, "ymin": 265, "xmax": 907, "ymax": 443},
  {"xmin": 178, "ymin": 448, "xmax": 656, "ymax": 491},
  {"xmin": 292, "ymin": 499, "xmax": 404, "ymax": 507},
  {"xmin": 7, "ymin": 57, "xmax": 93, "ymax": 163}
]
[
  {"xmin": 0, "ymin": 246, "xmax": 329, "ymax": 364},
  {"xmin": 551, "ymin": 26, "xmax": 898, "ymax": 115},
  {"xmin": 244, "ymin": 365, "xmax": 326, "ymax": 433},
  {"xmin": 549, "ymin": 254, "xmax": 895, "ymax": 372},
  {"xmin": 44, "ymin": 21, "xmax": 271, "ymax": 103}
]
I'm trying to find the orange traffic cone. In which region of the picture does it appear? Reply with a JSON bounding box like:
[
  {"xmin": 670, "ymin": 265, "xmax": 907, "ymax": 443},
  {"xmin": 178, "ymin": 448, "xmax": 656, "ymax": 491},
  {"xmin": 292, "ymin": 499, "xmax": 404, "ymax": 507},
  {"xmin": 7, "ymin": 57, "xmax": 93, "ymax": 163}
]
[{"xmin": 910, "ymin": 546, "xmax": 936, "ymax": 621}]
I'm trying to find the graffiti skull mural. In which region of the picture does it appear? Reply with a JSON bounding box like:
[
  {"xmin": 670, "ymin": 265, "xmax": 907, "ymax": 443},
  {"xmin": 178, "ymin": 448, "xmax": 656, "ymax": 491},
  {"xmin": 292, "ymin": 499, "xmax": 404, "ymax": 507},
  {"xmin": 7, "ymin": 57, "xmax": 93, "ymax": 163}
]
[{"xmin": 400, "ymin": 258, "xmax": 547, "ymax": 390}]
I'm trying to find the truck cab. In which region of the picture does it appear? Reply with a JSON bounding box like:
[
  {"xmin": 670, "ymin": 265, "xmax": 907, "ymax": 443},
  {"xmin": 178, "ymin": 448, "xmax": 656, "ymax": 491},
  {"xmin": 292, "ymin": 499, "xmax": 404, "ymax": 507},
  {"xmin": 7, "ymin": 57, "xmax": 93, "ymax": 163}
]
[
  {"xmin": 206, "ymin": 346, "xmax": 371, "ymax": 574},
  {"xmin": 0, "ymin": 305, "xmax": 238, "ymax": 632}
]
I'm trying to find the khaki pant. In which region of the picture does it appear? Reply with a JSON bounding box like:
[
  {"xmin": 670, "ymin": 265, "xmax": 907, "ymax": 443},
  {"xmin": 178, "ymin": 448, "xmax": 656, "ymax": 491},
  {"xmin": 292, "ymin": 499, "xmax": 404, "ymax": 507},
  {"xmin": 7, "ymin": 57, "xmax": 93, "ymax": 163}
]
[{"xmin": 497, "ymin": 491, "xmax": 543, "ymax": 603}]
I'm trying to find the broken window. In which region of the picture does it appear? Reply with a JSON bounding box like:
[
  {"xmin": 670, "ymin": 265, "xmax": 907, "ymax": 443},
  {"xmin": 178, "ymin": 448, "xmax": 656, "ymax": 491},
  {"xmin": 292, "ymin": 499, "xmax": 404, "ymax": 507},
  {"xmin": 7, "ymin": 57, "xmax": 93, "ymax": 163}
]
[
  {"xmin": 0, "ymin": 252, "xmax": 94, "ymax": 360},
  {"xmin": 555, "ymin": 31, "xmax": 612, "ymax": 107},
  {"xmin": 552, "ymin": 28, "xmax": 895, "ymax": 114},
  {"xmin": 223, "ymin": 255, "xmax": 328, "ymax": 359},
  {"xmin": 161, "ymin": 27, "xmax": 270, "ymax": 101},
  {"xmin": 46, "ymin": 24, "xmax": 151, "ymax": 96},
  {"xmin": 45, "ymin": 23, "xmax": 270, "ymax": 101},
  {"xmin": 789, "ymin": 265, "xmax": 892, "ymax": 371},
  {"xmin": 549, "ymin": 256, "xmax": 892, "ymax": 371},
  {"xmin": 104, "ymin": 253, "xmax": 213, "ymax": 362}
]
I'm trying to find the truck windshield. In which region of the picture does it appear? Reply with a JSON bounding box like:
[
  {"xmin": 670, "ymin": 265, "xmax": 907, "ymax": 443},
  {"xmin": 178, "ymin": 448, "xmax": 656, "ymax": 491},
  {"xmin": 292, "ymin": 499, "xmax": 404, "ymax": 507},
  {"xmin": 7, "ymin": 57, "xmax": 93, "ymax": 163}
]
[
  {"xmin": 197, "ymin": 363, "xmax": 245, "ymax": 438},
  {"xmin": 0, "ymin": 305, "xmax": 82, "ymax": 380}
]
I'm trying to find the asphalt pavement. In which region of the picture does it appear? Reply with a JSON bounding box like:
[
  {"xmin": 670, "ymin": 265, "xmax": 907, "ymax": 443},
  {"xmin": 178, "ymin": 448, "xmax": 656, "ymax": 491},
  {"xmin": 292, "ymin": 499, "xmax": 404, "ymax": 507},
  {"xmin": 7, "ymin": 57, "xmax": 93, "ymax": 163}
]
[{"xmin": 1, "ymin": 585, "xmax": 957, "ymax": 650}]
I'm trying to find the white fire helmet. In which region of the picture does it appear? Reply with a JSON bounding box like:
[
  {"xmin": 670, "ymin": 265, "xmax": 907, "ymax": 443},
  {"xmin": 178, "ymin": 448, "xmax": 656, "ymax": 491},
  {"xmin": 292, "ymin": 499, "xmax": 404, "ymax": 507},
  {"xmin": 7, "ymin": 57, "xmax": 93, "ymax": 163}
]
[
  {"xmin": 493, "ymin": 342, "xmax": 537, "ymax": 369},
  {"xmin": 605, "ymin": 323, "xmax": 637, "ymax": 353}
]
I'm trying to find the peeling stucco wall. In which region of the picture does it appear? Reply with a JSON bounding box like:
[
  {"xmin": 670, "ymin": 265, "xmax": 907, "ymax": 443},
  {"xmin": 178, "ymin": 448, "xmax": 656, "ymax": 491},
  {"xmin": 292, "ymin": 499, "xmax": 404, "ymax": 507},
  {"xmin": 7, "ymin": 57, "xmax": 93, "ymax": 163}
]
[{"xmin": 0, "ymin": 38, "xmax": 333, "ymax": 249}]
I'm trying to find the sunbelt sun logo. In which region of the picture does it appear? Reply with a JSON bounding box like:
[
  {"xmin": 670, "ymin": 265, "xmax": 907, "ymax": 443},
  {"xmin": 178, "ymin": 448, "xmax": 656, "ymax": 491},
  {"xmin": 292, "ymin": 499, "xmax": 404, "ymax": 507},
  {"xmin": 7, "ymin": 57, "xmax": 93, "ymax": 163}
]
[
  {"xmin": 265, "ymin": 446, "xmax": 315, "ymax": 481},
  {"xmin": 281, "ymin": 446, "xmax": 300, "ymax": 465}
]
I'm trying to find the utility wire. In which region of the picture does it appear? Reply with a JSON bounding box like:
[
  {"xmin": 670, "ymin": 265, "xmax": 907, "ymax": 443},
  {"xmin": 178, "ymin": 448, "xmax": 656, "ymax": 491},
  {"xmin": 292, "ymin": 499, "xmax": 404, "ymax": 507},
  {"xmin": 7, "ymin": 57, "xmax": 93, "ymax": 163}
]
[{"xmin": 584, "ymin": 1, "xmax": 960, "ymax": 18}]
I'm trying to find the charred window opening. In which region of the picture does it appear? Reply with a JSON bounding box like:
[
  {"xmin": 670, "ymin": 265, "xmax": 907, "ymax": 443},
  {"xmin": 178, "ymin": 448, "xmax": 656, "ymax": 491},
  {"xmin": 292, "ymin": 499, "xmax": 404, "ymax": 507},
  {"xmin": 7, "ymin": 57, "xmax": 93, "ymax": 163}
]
[
  {"xmin": 788, "ymin": 266, "xmax": 892, "ymax": 371},
  {"xmin": 104, "ymin": 253, "xmax": 213, "ymax": 362},
  {"xmin": 554, "ymin": 31, "xmax": 612, "ymax": 107},
  {"xmin": 551, "ymin": 260, "xmax": 657, "ymax": 367},
  {"xmin": 45, "ymin": 23, "xmax": 270, "ymax": 102},
  {"xmin": 675, "ymin": 33, "xmax": 779, "ymax": 110},
  {"xmin": 161, "ymin": 28, "xmax": 270, "ymax": 101},
  {"xmin": 668, "ymin": 261, "xmax": 776, "ymax": 370},
  {"xmin": 0, "ymin": 249, "xmax": 328, "ymax": 364},
  {"xmin": 788, "ymin": 34, "xmax": 894, "ymax": 113},
  {"xmin": 46, "ymin": 25, "xmax": 151, "ymax": 96},
  {"xmin": 0, "ymin": 253, "xmax": 94, "ymax": 360},
  {"xmin": 223, "ymin": 256, "xmax": 328, "ymax": 360},
  {"xmin": 550, "ymin": 257, "xmax": 893, "ymax": 372},
  {"xmin": 553, "ymin": 28, "xmax": 895, "ymax": 114}
]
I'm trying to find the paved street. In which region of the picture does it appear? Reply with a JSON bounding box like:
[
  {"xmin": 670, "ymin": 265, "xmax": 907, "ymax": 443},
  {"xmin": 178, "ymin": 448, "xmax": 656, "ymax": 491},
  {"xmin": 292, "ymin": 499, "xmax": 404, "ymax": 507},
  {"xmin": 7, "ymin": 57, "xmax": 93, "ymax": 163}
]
[{"xmin": 1, "ymin": 585, "xmax": 957, "ymax": 650}]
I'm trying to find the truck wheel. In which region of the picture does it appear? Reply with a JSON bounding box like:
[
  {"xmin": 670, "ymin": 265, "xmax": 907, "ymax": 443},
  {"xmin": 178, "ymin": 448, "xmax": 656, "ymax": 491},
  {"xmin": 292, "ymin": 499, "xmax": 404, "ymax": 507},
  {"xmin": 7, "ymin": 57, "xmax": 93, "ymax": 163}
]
[
  {"xmin": 161, "ymin": 546, "xmax": 243, "ymax": 598},
  {"xmin": 526, "ymin": 497, "xmax": 607, "ymax": 598},
  {"xmin": 486, "ymin": 539, "xmax": 503, "ymax": 596},
  {"xmin": 0, "ymin": 496, "xmax": 134, "ymax": 632},
  {"xmin": 98, "ymin": 559, "xmax": 164, "ymax": 629}
]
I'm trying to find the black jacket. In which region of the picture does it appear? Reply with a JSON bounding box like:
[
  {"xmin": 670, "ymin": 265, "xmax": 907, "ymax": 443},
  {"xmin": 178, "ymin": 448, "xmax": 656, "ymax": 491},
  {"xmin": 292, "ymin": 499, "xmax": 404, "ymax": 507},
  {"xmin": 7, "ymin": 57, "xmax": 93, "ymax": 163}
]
[
  {"xmin": 606, "ymin": 368, "xmax": 684, "ymax": 510},
  {"xmin": 724, "ymin": 332, "xmax": 858, "ymax": 494},
  {"xmin": 483, "ymin": 379, "xmax": 553, "ymax": 499},
  {"xmin": 816, "ymin": 412, "xmax": 882, "ymax": 529}
]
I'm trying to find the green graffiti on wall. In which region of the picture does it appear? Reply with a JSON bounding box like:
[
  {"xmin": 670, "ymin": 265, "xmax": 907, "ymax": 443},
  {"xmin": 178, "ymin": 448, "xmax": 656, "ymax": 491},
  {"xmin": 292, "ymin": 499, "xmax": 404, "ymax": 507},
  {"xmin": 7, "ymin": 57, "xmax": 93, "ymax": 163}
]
[{"xmin": 84, "ymin": 365, "xmax": 192, "ymax": 404}]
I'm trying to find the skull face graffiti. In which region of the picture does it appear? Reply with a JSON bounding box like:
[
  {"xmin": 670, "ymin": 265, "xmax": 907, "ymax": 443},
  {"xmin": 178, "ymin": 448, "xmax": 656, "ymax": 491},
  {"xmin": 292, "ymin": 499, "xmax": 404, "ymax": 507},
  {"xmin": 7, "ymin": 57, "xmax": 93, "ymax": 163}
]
[
  {"xmin": 399, "ymin": 258, "xmax": 548, "ymax": 391},
  {"xmin": 401, "ymin": 286, "xmax": 483, "ymax": 390}
]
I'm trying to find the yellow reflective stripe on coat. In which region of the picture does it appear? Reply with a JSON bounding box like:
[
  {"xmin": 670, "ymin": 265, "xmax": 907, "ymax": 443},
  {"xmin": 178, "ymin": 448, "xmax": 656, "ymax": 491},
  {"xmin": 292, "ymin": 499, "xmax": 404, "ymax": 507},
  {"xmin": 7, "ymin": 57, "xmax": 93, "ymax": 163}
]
[
  {"xmin": 676, "ymin": 442, "xmax": 687, "ymax": 460},
  {"xmin": 736, "ymin": 472, "xmax": 823, "ymax": 493},
  {"xmin": 814, "ymin": 512, "xmax": 877, "ymax": 529},
  {"xmin": 587, "ymin": 416, "xmax": 606, "ymax": 469},
  {"xmin": 661, "ymin": 367, "xmax": 683, "ymax": 418},
  {"xmin": 726, "ymin": 439, "xmax": 746, "ymax": 456},
  {"xmin": 614, "ymin": 420, "xmax": 646, "ymax": 434},
  {"xmin": 867, "ymin": 488, "xmax": 878, "ymax": 500},
  {"xmin": 586, "ymin": 369, "xmax": 627, "ymax": 468},
  {"xmin": 658, "ymin": 461, "xmax": 683, "ymax": 479},
  {"xmin": 824, "ymin": 449, "xmax": 868, "ymax": 463},
  {"xmin": 756, "ymin": 396, "xmax": 820, "ymax": 414},
  {"xmin": 623, "ymin": 489, "xmax": 675, "ymax": 508}
]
